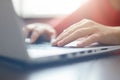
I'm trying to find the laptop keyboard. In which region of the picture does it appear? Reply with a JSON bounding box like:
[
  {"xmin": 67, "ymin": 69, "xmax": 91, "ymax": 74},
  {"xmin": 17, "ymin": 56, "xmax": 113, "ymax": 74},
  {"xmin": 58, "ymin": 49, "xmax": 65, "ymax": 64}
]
[
  {"xmin": 27, "ymin": 42, "xmax": 51, "ymax": 49},
  {"xmin": 26, "ymin": 42, "xmax": 69, "ymax": 50}
]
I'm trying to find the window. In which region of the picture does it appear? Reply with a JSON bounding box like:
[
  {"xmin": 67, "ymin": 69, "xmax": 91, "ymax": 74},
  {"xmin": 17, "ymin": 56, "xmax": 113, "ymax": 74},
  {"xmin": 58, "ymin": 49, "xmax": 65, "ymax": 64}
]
[{"xmin": 12, "ymin": 0, "xmax": 88, "ymax": 18}]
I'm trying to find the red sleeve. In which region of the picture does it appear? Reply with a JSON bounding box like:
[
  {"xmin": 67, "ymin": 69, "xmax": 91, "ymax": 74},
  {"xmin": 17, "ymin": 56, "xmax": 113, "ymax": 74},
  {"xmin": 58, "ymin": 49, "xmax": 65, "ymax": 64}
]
[
  {"xmin": 48, "ymin": 1, "xmax": 91, "ymax": 35},
  {"xmin": 48, "ymin": 0, "xmax": 120, "ymax": 35}
]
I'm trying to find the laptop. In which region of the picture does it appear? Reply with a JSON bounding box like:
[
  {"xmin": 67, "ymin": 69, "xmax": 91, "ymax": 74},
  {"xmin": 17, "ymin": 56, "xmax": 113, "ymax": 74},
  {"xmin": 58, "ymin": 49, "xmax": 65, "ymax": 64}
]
[{"xmin": 0, "ymin": 0, "xmax": 120, "ymax": 65}]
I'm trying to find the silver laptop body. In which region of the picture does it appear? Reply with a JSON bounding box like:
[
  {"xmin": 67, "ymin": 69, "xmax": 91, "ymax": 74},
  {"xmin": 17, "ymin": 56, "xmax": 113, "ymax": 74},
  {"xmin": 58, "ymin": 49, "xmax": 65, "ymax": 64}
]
[{"xmin": 0, "ymin": 0, "xmax": 120, "ymax": 64}]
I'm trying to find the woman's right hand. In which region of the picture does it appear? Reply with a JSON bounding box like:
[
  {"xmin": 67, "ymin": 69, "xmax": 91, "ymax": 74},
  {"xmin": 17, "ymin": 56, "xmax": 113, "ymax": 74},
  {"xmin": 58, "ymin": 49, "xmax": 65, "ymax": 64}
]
[
  {"xmin": 52, "ymin": 19, "xmax": 120, "ymax": 47},
  {"xmin": 23, "ymin": 23, "xmax": 56, "ymax": 43}
]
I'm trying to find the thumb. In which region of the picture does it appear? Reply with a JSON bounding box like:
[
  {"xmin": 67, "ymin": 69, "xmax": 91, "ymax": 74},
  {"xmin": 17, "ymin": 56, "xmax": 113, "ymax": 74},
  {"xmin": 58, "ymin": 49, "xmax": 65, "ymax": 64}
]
[{"xmin": 50, "ymin": 31, "xmax": 57, "ymax": 43}]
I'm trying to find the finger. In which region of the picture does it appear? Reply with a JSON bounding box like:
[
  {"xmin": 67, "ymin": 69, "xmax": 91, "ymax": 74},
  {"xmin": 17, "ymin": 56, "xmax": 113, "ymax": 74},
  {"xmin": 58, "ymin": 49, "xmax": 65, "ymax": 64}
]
[
  {"xmin": 50, "ymin": 32, "xmax": 56, "ymax": 43},
  {"xmin": 52, "ymin": 29, "xmax": 73, "ymax": 46},
  {"xmin": 52, "ymin": 24, "xmax": 82, "ymax": 46},
  {"xmin": 30, "ymin": 31, "xmax": 40, "ymax": 43},
  {"xmin": 23, "ymin": 25, "xmax": 35, "ymax": 38},
  {"xmin": 46, "ymin": 27, "xmax": 56, "ymax": 39},
  {"xmin": 23, "ymin": 27, "xmax": 30, "ymax": 38},
  {"xmin": 40, "ymin": 26, "xmax": 56, "ymax": 43},
  {"xmin": 55, "ymin": 22, "xmax": 84, "ymax": 41},
  {"xmin": 57, "ymin": 28, "xmax": 94, "ymax": 47},
  {"xmin": 54, "ymin": 19, "xmax": 94, "ymax": 44},
  {"xmin": 42, "ymin": 28, "xmax": 56, "ymax": 43},
  {"xmin": 76, "ymin": 36, "xmax": 88, "ymax": 41},
  {"xmin": 30, "ymin": 28, "xmax": 44, "ymax": 43},
  {"xmin": 47, "ymin": 28, "xmax": 57, "ymax": 45},
  {"xmin": 77, "ymin": 33, "xmax": 101, "ymax": 47}
]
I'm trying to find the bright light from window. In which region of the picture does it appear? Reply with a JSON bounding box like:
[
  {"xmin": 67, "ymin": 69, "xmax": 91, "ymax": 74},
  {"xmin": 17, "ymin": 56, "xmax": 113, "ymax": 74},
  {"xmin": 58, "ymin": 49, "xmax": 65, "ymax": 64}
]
[{"xmin": 12, "ymin": 0, "xmax": 88, "ymax": 18}]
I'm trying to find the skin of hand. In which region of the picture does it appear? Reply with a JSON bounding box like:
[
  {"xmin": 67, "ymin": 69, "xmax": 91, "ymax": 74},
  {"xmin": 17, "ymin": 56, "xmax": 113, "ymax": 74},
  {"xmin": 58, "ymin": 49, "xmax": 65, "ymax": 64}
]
[
  {"xmin": 52, "ymin": 19, "xmax": 120, "ymax": 47},
  {"xmin": 110, "ymin": 0, "xmax": 120, "ymax": 10},
  {"xmin": 23, "ymin": 23, "xmax": 56, "ymax": 43}
]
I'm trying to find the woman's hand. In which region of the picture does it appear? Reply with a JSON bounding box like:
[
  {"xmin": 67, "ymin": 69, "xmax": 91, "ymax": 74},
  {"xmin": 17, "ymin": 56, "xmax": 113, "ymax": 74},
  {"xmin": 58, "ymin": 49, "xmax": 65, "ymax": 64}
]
[
  {"xmin": 23, "ymin": 23, "xmax": 56, "ymax": 43},
  {"xmin": 52, "ymin": 19, "xmax": 120, "ymax": 47}
]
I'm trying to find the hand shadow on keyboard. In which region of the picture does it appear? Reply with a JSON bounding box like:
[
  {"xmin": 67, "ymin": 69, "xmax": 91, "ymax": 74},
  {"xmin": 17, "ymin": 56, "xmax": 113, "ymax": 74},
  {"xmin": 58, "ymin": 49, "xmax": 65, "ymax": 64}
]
[
  {"xmin": 33, "ymin": 35, "xmax": 50, "ymax": 44},
  {"xmin": 26, "ymin": 31, "xmax": 50, "ymax": 44}
]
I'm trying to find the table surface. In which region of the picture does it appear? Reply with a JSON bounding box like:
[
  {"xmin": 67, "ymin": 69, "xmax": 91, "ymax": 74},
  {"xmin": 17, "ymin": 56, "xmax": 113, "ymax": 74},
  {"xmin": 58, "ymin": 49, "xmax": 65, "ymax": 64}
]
[{"xmin": 0, "ymin": 54, "xmax": 120, "ymax": 80}]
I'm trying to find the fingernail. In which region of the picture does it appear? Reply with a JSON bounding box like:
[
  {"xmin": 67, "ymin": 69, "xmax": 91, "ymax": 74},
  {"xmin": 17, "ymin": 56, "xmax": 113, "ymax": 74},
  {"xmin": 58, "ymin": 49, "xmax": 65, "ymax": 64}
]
[
  {"xmin": 51, "ymin": 39, "xmax": 58, "ymax": 46},
  {"xmin": 51, "ymin": 38, "xmax": 56, "ymax": 43}
]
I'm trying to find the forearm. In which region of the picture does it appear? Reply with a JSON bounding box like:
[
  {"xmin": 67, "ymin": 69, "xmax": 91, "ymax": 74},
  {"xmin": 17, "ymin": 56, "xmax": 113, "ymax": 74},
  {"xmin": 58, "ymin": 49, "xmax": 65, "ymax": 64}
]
[
  {"xmin": 48, "ymin": 0, "xmax": 120, "ymax": 35},
  {"xmin": 109, "ymin": 0, "xmax": 120, "ymax": 10},
  {"xmin": 48, "ymin": 1, "xmax": 90, "ymax": 35}
]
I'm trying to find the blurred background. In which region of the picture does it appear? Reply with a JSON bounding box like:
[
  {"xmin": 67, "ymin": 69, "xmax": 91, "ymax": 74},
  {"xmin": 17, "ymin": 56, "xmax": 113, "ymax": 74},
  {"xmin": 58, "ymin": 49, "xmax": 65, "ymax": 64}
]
[{"xmin": 12, "ymin": 0, "xmax": 88, "ymax": 19}]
